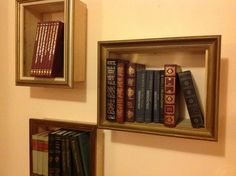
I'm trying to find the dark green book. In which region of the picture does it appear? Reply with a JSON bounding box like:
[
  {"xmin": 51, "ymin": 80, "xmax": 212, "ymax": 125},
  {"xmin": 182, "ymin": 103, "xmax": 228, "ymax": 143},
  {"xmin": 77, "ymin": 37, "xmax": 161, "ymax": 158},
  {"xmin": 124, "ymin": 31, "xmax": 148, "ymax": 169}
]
[
  {"xmin": 71, "ymin": 132, "xmax": 84, "ymax": 176},
  {"xmin": 135, "ymin": 70, "xmax": 146, "ymax": 122},
  {"xmin": 144, "ymin": 70, "xmax": 154, "ymax": 122},
  {"xmin": 77, "ymin": 132, "xmax": 90, "ymax": 176}
]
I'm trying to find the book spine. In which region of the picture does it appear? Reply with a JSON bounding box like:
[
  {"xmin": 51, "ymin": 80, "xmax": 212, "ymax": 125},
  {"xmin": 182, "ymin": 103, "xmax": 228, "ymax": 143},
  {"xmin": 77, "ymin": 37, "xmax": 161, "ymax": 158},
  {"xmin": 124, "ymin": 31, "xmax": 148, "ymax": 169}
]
[
  {"xmin": 31, "ymin": 23, "xmax": 41, "ymax": 76},
  {"xmin": 144, "ymin": 70, "xmax": 154, "ymax": 122},
  {"xmin": 34, "ymin": 23, "xmax": 44, "ymax": 76},
  {"xmin": 38, "ymin": 23, "xmax": 48, "ymax": 77},
  {"xmin": 77, "ymin": 133, "xmax": 90, "ymax": 176},
  {"xmin": 125, "ymin": 63, "xmax": 145, "ymax": 122},
  {"xmin": 71, "ymin": 133, "xmax": 84, "ymax": 176},
  {"xmin": 164, "ymin": 64, "xmax": 179, "ymax": 127},
  {"xmin": 41, "ymin": 22, "xmax": 51, "ymax": 77},
  {"xmin": 48, "ymin": 130, "xmax": 58, "ymax": 176},
  {"xmin": 116, "ymin": 61, "xmax": 126, "ymax": 123},
  {"xmin": 42, "ymin": 133, "xmax": 49, "ymax": 176},
  {"xmin": 135, "ymin": 70, "xmax": 146, "ymax": 122},
  {"xmin": 51, "ymin": 21, "xmax": 64, "ymax": 77},
  {"xmin": 178, "ymin": 71, "xmax": 204, "ymax": 128},
  {"xmin": 153, "ymin": 70, "xmax": 161, "ymax": 123},
  {"xmin": 159, "ymin": 70, "xmax": 165, "ymax": 123},
  {"xmin": 106, "ymin": 59, "xmax": 117, "ymax": 121}
]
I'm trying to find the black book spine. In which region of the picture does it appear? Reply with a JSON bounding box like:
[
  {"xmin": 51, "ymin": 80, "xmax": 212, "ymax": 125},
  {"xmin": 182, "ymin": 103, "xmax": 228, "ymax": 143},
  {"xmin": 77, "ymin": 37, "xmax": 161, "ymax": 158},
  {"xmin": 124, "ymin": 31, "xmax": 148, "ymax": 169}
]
[
  {"xmin": 153, "ymin": 70, "xmax": 161, "ymax": 123},
  {"xmin": 144, "ymin": 70, "xmax": 154, "ymax": 122},
  {"xmin": 135, "ymin": 70, "xmax": 146, "ymax": 122},
  {"xmin": 178, "ymin": 71, "xmax": 204, "ymax": 128},
  {"xmin": 106, "ymin": 59, "xmax": 117, "ymax": 121},
  {"xmin": 48, "ymin": 131, "xmax": 57, "ymax": 176},
  {"xmin": 159, "ymin": 70, "xmax": 165, "ymax": 123}
]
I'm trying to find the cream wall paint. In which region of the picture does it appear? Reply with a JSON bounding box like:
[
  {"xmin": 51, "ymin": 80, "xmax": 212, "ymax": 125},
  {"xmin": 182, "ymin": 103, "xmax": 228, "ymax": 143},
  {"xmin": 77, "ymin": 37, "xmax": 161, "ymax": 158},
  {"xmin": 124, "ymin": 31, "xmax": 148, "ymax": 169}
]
[{"xmin": 0, "ymin": 0, "xmax": 236, "ymax": 176}]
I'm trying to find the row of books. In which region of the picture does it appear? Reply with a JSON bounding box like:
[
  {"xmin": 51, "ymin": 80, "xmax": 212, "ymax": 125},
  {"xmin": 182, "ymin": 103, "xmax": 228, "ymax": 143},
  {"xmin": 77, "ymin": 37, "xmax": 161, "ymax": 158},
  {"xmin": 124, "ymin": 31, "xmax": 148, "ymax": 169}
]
[
  {"xmin": 106, "ymin": 58, "xmax": 204, "ymax": 128},
  {"xmin": 31, "ymin": 21, "xmax": 64, "ymax": 78},
  {"xmin": 32, "ymin": 129, "xmax": 90, "ymax": 176}
]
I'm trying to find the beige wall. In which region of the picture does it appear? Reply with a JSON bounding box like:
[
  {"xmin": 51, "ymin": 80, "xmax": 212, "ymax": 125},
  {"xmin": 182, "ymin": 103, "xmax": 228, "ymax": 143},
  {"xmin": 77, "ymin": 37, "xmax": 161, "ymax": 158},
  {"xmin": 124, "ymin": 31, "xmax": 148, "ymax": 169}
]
[{"xmin": 0, "ymin": 0, "xmax": 236, "ymax": 175}]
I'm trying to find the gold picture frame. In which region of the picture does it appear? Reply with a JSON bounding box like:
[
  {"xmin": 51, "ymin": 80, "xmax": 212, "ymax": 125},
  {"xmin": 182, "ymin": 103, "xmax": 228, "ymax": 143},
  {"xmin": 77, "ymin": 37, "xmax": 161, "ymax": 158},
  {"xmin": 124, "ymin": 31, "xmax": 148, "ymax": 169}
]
[
  {"xmin": 15, "ymin": 0, "xmax": 87, "ymax": 88},
  {"xmin": 98, "ymin": 35, "xmax": 221, "ymax": 141}
]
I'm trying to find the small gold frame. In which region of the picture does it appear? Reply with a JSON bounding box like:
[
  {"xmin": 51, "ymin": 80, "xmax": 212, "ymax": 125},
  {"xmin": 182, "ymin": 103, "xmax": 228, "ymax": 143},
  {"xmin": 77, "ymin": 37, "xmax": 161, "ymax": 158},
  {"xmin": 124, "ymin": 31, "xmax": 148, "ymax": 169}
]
[
  {"xmin": 98, "ymin": 36, "xmax": 221, "ymax": 141},
  {"xmin": 15, "ymin": 0, "xmax": 87, "ymax": 88}
]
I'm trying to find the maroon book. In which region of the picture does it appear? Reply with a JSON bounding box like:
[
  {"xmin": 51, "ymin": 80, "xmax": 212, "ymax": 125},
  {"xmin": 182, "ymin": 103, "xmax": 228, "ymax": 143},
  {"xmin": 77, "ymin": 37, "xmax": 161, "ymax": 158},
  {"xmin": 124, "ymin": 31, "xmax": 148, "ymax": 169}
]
[
  {"xmin": 116, "ymin": 60, "xmax": 129, "ymax": 123},
  {"xmin": 164, "ymin": 64, "xmax": 181, "ymax": 127},
  {"xmin": 125, "ymin": 63, "xmax": 145, "ymax": 122}
]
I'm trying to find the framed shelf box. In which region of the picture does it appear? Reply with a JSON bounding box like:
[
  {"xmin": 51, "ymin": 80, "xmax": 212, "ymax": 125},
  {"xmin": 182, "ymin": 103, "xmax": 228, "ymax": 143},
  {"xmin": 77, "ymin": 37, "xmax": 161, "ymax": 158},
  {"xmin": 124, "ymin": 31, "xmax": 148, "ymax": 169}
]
[
  {"xmin": 16, "ymin": 0, "xmax": 87, "ymax": 88},
  {"xmin": 98, "ymin": 35, "xmax": 221, "ymax": 141},
  {"xmin": 29, "ymin": 118, "xmax": 97, "ymax": 176}
]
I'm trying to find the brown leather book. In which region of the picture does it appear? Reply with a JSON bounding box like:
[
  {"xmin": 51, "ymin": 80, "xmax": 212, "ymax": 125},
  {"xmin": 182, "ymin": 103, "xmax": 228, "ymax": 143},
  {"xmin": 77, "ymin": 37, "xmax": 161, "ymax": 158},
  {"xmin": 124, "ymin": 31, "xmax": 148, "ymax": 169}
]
[
  {"xmin": 164, "ymin": 64, "xmax": 181, "ymax": 127},
  {"xmin": 125, "ymin": 63, "xmax": 145, "ymax": 122}
]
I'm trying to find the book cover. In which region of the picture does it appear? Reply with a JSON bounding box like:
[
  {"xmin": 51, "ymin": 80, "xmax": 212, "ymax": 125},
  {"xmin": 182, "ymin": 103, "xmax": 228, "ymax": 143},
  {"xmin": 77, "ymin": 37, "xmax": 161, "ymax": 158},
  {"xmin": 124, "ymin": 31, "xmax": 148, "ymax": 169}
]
[
  {"xmin": 164, "ymin": 64, "xmax": 180, "ymax": 127},
  {"xmin": 125, "ymin": 63, "xmax": 145, "ymax": 122},
  {"xmin": 135, "ymin": 70, "xmax": 146, "ymax": 122},
  {"xmin": 178, "ymin": 71, "xmax": 205, "ymax": 128},
  {"xmin": 144, "ymin": 70, "xmax": 154, "ymax": 123}
]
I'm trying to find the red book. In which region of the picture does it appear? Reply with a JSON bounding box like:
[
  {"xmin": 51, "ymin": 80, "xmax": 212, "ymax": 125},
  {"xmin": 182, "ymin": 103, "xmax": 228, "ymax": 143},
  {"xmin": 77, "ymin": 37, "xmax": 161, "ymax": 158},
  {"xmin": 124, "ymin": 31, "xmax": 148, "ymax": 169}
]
[
  {"xmin": 164, "ymin": 64, "xmax": 181, "ymax": 127},
  {"xmin": 116, "ymin": 60, "xmax": 128, "ymax": 123},
  {"xmin": 125, "ymin": 63, "xmax": 145, "ymax": 122}
]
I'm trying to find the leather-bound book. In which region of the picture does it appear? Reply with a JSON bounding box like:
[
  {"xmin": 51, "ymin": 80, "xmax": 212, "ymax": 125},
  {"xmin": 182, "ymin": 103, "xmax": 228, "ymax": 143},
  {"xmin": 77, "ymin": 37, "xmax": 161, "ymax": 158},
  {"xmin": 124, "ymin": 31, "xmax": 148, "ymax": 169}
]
[
  {"xmin": 135, "ymin": 70, "xmax": 146, "ymax": 122},
  {"xmin": 106, "ymin": 59, "xmax": 118, "ymax": 121},
  {"xmin": 178, "ymin": 71, "xmax": 205, "ymax": 128},
  {"xmin": 144, "ymin": 70, "xmax": 154, "ymax": 123},
  {"xmin": 164, "ymin": 64, "xmax": 181, "ymax": 127},
  {"xmin": 125, "ymin": 63, "xmax": 145, "ymax": 122},
  {"xmin": 153, "ymin": 70, "xmax": 164, "ymax": 123},
  {"xmin": 47, "ymin": 21, "xmax": 64, "ymax": 77},
  {"xmin": 116, "ymin": 60, "xmax": 128, "ymax": 123}
]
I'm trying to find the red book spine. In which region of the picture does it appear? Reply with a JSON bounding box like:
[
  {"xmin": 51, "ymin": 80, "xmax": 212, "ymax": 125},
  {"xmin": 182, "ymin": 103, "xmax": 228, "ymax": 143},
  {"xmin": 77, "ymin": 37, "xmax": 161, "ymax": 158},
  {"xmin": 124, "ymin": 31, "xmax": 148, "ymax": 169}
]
[
  {"xmin": 44, "ymin": 22, "xmax": 53, "ymax": 77},
  {"xmin": 125, "ymin": 63, "xmax": 145, "ymax": 122},
  {"xmin": 31, "ymin": 23, "xmax": 41, "ymax": 76},
  {"xmin": 116, "ymin": 61, "xmax": 127, "ymax": 123},
  {"xmin": 38, "ymin": 23, "xmax": 47, "ymax": 76},
  {"xmin": 48, "ymin": 22, "xmax": 57, "ymax": 77},
  {"xmin": 164, "ymin": 64, "xmax": 180, "ymax": 127},
  {"xmin": 41, "ymin": 22, "xmax": 50, "ymax": 77}
]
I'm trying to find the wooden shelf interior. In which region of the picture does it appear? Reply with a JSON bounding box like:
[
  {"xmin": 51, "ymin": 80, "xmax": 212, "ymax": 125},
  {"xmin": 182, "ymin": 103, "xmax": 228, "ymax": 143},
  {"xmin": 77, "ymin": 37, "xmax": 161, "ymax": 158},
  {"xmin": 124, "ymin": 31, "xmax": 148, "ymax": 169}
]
[
  {"xmin": 29, "ymin": 118, "xmax": 97, "ymax": 176},
  {"xmin": 98, "ymin": 36, "xmax": 221, "ymax": 141},
  {"xmin": 21, "ymin": 0, "xmax": 65, "ymax": 78}
]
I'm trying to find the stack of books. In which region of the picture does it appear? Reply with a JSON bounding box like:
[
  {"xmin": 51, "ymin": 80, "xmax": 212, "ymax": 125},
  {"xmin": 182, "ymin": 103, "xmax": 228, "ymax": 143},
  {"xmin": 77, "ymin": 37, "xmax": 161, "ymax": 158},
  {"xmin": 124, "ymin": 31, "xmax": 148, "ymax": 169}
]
[
  {"xmin": 32, "ymin": 129, "xmax": 90, "ymax": 176},
  {"xmin": 106, "ymin": 58, "xmax": 205, "ymax": 128},
  {"xmin": 31, "ymin": 21, "xmax": 64, "ymax": 78}
]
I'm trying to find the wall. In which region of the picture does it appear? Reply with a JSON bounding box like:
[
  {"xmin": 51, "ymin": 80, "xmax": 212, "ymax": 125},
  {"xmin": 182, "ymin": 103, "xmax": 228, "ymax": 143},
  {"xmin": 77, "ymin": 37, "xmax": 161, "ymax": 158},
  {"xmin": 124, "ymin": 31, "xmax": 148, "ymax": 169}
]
[{"xmin": 0, "ymin": 0, "xmax": 236, "ymax": 176}]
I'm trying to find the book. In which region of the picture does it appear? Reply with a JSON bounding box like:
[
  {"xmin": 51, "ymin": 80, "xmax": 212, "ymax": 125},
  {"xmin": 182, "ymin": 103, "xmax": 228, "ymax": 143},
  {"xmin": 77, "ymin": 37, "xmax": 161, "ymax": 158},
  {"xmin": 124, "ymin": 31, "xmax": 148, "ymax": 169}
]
[
  {"xmin": 144, "ymin": 70, "xmax": 154, "ymax": 122},
  {"xmin": 125, "ymin": 63, "xmax": 145, "ymax": 122},
  {"xmin": 135, "ymin": 70, "xmax": 146, "ymax": 122},
  {"xmin": 31, "ymin": 21, "xmax": 64, "ymax": 78},
  {"xmin": 178, "ymin": 71, "xmax": 205, "ymax": 128},
  {"xmin": 106, "ymin": 59, "xmax": 118, "ymax": 121},
  {"xmin": 164, "ymin": 64, "xmax": 181, "ymax": 127},
  {"xmin": 153, "ymin": 70, "xmax": 162, "ymax": 123},
  {"xmin": 116, "ymin": 60, "xmax": 128, "ymax": 123},
  {"xmin": 47, "ymin": 21, "xmax": 64, "ymax": 77},
  {"xmin": 71, "ymin": 132, "xmax": 84, "ymax": 176},
  {"xmin": 159, "ymin": 70, "xmax": 165, "ymax": 123},
  {"xmin": 48, "ymin": 129, "xmax": 61, "ymax": 176},
  {"xmin": 32, "ymin": 133, "xmax": 39, "ymax": 174},
  {"xmin": 77, "ymin": 132, "xmax": 90, "ymax": 176}
]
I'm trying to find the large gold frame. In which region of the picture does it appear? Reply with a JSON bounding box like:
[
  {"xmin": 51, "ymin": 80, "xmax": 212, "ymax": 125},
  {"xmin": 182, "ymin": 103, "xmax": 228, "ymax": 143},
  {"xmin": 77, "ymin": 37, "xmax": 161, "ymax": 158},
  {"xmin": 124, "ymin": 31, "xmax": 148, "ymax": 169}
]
[
  {"xmin": 15, "ymin": 0, "xmax": 87, "ymax": 88},
  {"xmin": 98, "ymin": 36, "xmax": 221, "ymax": 141}
]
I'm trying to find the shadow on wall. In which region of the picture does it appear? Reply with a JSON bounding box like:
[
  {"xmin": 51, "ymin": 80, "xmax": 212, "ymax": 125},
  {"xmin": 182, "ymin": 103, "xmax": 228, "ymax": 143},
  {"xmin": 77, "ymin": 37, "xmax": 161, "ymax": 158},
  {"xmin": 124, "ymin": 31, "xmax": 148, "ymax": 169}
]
[
  {"xmin": 30, "ymin": 82, "xmax": 87, "ymax": 102},
  {"xmin": 110, "ymin": 58, "xmax": 228, "ymax": 157}
]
